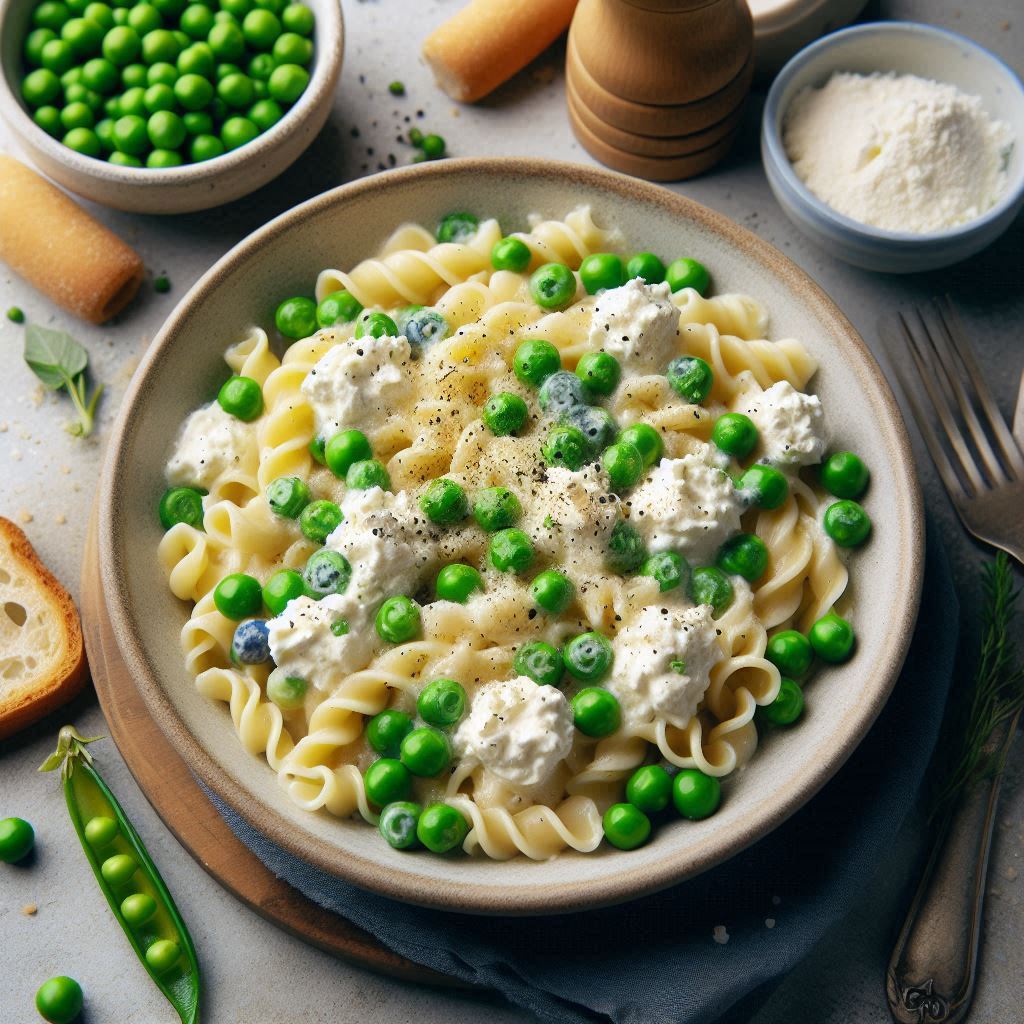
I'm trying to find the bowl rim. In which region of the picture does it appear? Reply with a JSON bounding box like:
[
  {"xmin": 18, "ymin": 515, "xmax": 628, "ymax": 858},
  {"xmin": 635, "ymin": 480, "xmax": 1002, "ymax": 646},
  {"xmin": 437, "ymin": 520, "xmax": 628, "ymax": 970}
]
[
  {"xmin": 0, "ymin": 0, "xmax": 343, "ymax": 182},
  {"xmin": 98, "ymin": 157, "xmax": 924, "ymax": 915},
  {"xmin": 762, "ymin": 20, "xmax": 1024, "ymax": 244}
]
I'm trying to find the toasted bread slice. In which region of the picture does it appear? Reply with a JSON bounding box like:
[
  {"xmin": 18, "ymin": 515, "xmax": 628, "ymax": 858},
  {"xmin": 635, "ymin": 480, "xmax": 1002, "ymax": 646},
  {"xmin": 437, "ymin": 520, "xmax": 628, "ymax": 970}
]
[{"xmin": 0, "ymin": 518, "xmax": 87, "ymax": 740}]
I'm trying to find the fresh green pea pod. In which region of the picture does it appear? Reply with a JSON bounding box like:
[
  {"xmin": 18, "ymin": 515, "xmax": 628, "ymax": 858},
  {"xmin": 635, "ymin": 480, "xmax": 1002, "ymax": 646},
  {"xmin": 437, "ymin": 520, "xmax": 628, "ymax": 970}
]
[{"xmin": 40, "ymin": 726, "xmax": 200, "ymax": 1024}]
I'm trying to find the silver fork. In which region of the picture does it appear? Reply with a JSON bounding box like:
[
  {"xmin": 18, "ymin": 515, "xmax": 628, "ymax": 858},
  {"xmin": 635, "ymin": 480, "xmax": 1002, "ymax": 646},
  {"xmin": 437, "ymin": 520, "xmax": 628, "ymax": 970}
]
[{"xmin": 882, "ymin": 298, "xmax": 1023, "ymax": 1024}]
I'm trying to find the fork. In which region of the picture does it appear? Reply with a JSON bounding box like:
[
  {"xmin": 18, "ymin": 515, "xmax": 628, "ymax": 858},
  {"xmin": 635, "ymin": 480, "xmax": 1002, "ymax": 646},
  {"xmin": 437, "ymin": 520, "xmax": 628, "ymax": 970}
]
[{"xmin": 881, "ymin": 298, "xmax": 1023, "ymax": 1024}]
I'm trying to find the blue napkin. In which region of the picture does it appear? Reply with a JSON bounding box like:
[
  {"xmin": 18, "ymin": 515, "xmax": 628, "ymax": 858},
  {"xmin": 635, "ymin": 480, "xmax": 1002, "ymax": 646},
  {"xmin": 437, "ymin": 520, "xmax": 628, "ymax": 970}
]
[{"xmin": 218, "ymin": 526, "xmax": 957, "ymax": 1024}]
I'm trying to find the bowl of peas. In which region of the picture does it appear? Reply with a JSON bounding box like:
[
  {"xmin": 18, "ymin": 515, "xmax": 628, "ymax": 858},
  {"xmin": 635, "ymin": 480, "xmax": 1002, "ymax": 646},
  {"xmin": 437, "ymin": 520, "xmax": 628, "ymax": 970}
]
[{"xmin": 0, "ymin": 0, "xmax": 343, "ymax": 212}]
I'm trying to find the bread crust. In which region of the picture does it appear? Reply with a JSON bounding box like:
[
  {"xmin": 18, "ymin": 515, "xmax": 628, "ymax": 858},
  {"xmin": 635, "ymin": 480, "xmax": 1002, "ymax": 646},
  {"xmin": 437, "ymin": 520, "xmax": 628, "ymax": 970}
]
[{"xmin": 0, "ymin": 517, "xmax": 88, "ymax": 740}]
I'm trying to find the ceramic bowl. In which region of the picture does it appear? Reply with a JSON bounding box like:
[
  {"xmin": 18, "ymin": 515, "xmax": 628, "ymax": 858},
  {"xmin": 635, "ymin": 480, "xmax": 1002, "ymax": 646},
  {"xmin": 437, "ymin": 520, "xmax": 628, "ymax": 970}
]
[
  {"xmin": 0, "ymin": 0, "xmax": 343, "ymax": 214},
  {"xmin": 99, "ymin": 158, "xmax": 923, "ymax": 914},
  {"xmin": 762, "ymin": 22, "xmax": 1024, "ymax": 273}
]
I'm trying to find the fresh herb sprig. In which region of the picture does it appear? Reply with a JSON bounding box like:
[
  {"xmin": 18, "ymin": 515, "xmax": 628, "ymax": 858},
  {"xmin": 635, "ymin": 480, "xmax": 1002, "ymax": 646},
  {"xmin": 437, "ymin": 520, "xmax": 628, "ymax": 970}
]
[
  {"xmin": 23, "ymin": 324, "xmax": 104, "ymax": 438},
  {"xmin": 932, "ymin": 554, "xmax": 1024, "ymax": 818}
]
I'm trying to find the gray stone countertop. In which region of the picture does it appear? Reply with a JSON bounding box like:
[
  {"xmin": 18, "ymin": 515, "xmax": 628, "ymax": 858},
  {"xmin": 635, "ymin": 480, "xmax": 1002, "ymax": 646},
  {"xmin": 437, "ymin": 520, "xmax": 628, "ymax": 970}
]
[{"xmin": 2, "ymin": 0, "xmax": 1022, "ymax": 1021}]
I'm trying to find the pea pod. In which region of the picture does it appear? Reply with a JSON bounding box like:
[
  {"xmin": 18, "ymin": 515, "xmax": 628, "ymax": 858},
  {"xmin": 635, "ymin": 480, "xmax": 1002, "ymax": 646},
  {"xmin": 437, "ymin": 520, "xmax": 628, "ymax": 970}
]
[{"xmin": 40, "ymin": 726, "xmax": 200, "ymax": 1024}]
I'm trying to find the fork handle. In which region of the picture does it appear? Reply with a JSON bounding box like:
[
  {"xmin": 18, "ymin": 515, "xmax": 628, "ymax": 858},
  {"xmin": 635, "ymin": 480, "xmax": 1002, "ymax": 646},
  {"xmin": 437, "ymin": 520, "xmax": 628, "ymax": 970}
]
[{"xmin": 885, "ymin": 719, "xmax": 1015, "ymax": 1024}]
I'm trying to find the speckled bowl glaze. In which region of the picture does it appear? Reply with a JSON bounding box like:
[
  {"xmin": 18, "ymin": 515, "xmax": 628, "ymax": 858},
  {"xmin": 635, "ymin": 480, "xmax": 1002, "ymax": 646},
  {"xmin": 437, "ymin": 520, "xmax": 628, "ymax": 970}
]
[
  {"xmin": 762, "ymin": 22, "xmax": 1024, "ymax": 273},
  {"xmin": 99, "ymin": 159, "xmax": 923, "ymax": 915},
  {"xmin": 0, "ymin": 0, "xmax": 343, "ymax": 214}
]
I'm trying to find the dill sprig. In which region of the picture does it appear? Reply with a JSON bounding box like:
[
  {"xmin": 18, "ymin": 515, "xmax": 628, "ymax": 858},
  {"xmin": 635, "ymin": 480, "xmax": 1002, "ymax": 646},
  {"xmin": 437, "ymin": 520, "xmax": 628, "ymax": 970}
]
[{"xmin": 931, "ymin": 554, "xmax": 1024, "ymax": 819}]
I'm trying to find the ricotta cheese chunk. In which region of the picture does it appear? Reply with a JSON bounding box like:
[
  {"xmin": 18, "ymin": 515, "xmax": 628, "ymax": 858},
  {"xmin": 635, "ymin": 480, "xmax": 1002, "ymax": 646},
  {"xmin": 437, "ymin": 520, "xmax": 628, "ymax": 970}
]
[
  {"xmin": 165, "ymin": 402, "xmax": 255, "ymax": 491},
  {"xmin": 609, "ymin": 604, "xmax": 723, "ymax": 727},
  {"xmin": 628, "ymin": 444, "xmax": 742, "ymax": 563},
  {"xmin": 587, "ymin": 278, "xmax": 680, "ymax": 372},
  {"xmin": 301, "ymin": 332, "xmax": 413, "ymax": 440},
  {"xmin": 454, "ymin": 677, "xmax": 574, "ymax": 788},
  {"xmin": 267, "ymin": 593, "xmax": 375, "ymax": 692},
  {"xmin": 741, "ymin": 380, "xmax": 826, "ymax": 467}
]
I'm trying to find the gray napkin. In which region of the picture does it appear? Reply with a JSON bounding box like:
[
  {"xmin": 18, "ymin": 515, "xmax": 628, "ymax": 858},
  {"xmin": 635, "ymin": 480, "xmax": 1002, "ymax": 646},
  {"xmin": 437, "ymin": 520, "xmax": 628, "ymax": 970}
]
[{"xmin": 217, "ymin": 524, "xmax": 957, "ymax": 1024}]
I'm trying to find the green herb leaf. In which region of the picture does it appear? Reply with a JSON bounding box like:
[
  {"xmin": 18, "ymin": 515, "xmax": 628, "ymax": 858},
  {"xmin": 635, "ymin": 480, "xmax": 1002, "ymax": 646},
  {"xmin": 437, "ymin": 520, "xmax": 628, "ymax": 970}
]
[
  {"xmin": 24, "ymin": 324, "xmax": 88, "ymax": 390},
  {"xmin": 670, "ymin": 659, "xmax": 687, "ymax": 674}
]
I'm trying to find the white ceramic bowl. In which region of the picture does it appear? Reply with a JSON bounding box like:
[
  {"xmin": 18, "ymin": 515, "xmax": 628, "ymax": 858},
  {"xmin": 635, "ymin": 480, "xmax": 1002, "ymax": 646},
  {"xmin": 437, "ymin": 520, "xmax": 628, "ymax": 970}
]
[
  {"xmin": 99, "ymin": 159, "xmax": 923, "ymax": 914},
  {"xmin": 0, "ymin": 0, "xmax": 343, "ymax": 214},
  {"xmin": 762, "ymin": 22, "xmax": 1024, "ymax": 273}
]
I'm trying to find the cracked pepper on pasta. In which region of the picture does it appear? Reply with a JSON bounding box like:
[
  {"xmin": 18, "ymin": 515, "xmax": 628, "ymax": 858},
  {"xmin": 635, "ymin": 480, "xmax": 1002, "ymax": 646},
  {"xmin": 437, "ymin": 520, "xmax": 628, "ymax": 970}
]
[{"xmin": 157, "ymin": 208, "xmax": 871, "ymax": 859}]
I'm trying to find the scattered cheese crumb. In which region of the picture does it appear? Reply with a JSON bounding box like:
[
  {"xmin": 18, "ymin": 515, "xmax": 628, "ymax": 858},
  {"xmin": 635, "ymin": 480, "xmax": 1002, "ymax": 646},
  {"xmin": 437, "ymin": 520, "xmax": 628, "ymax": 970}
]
[
  {"xmin": 60, "ymin": 465, "xmax": 71, "ymax": 475},
  {"xmin": 765, "ymin": 918, "xmax": 776, "ymax": 929},
  {"xmin": 54, "ymin": 513, "xmax": 66, "ymax": 526},
  {"xmin": 22, "ymin": 904, "xmax": 38, "ymax": 916},
  {"xmin": 712, "ymin": 925, "xmax": 730, "ymax": 945},
  {"xmin": 1005, "ymin": 866, "xmax": 1019, "ymax": 881},
  {"xmin": 19, "ymin": 510, "xmax": 33, "ymax": 524}
]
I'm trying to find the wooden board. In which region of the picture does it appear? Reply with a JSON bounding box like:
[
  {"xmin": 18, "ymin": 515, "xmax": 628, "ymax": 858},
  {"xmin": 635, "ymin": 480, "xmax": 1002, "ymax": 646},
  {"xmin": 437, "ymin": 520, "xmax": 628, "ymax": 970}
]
[{"xmin": 79, "ymin": 513, "xmax": 454, "ymax": 988}]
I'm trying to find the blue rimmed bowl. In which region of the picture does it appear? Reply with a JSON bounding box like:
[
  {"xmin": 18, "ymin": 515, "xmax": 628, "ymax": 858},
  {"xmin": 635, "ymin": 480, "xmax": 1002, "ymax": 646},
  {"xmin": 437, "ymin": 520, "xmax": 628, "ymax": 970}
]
[{"xmin": 762, "ymin": 22, "xmax": 1024, "ymax": 273}]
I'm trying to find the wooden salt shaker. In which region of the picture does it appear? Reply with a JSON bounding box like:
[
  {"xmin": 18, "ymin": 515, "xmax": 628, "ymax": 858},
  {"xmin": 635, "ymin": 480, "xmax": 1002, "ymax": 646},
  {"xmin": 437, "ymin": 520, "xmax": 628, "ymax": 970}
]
[{"xmin": 566, "ymin": 0, "xmax": 753, "ymax": 180}]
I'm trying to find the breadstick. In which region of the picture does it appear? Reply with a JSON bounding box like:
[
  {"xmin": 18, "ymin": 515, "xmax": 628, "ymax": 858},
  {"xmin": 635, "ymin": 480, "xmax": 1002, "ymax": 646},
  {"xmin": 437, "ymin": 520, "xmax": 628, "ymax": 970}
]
[
  {"xmin": 422, "ymin": 0, "xmax": 579, "ymax": 103},
  {"xmin": 0, "ymin": 156, "xmax": 143, "ymax": 324}
]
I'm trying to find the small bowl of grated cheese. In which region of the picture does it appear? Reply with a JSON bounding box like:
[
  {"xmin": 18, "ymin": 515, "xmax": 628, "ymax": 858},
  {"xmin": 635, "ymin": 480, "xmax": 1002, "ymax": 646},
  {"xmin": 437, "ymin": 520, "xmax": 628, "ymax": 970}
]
[{"xmin": 761, "ymin": 22, "xmax": 1024, "ymax": 272}]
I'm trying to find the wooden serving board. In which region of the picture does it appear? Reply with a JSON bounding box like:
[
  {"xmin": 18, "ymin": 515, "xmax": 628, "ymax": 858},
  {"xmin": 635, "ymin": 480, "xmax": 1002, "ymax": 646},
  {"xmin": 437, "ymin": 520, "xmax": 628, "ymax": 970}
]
[{"xmin": 79, "ymin": 513, "xmax": 453, "ymax": 988}]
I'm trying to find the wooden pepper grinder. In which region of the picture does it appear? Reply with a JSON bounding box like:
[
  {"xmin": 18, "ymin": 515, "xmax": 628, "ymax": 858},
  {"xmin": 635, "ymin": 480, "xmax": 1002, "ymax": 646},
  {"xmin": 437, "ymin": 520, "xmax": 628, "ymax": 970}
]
[{"xmin": 566, "ymin": 0, "xmax": 754, "ymax": 180}]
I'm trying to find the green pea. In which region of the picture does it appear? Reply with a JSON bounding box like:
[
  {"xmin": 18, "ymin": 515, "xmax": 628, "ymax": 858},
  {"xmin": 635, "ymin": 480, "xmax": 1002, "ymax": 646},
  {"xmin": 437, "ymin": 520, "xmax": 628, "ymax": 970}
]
[
  {"xmin": 220, "ymin": 0, "xmax": 252, "ymax": 18},
  {"xmin": 606, "ymin": 520, "xmax": 646, "ymax": 574},
  {"xmin": 617, "ymin": 423, "xmax": 662, "ymax": 469},
  {"xmin": 100, "ymin": 852, "xmax": 137, "ymax": 886},
  {"xmin": 823, "ymin": 499, "xmax": 871, "ymax": 547},
  {"xmin": 25, "ymin": 27, "xmax": 58, "ymax": 65},
  {"xmin": 127, "ymin": 3, "xmax": 161, "ymax": 34},
  {"xmin": 190, "ymin": 133, "xmax": 224, "ymax": 161},
  {"xmin": 218, "ymin": 70, "xmax": 254, "ymax": 107},
  {"xmin": 147, "ymin": 109, "xmax": 185, "ymax": 148},
  {"xmin": 324, "ymin": 429, "xmax": 371, "ymax": 478},
  {"xmin": 376, "ymin": 595, "xmax": 420, "ymax": 643},
  {"xmin": 177, "ymin": 42, "xmax": 215, "ymax": 77},
  {"xmin": 303, "ymin": 549, "xmax": 351, "ymax": 597},
  {"xmin": 217, "ymin": 374, "xmax": 263, "ymax": 420},
  {"xmin": 364, "ymin": 758, "xmax": 412, "ymax": 806},
  {"xmin": 399, "ymin": 727, "xmax": 449, "ymax": 777},
  {"xmin": 6, "ymin": 305, "xmax": 27, "ymax": 323},
  {"xmin": 421, "ymin": 133, "xmax": 446, "ymax": 160},
  {"xmin": 436, "ymin": 211, "xmax": 478, "ymax": 243},
  {"xmin": 416, "ymin": 803, "xmax": 467, "ymax": 853},
  {"xmin": 490, "ymin": 236, "xmax": 531, "ymax": 272},
  {"xmin": 640, "ymin": 550, "xmax": 689, "ymax": 593},
  {"xmin": 22, "ymin": 68, "xmax": 62, "ymax": 107},
  {"xmin": 248, "ymin": 50, "xmax": 276, "ymax": 79},
  {"xmin": 354, "ymin": 310, "xmax": 398, "ymax": 339},
  {"xmin": 63, "ymin": 126, "xmax": 102, "ymax": 156},
  {"xmin": 145, "ymin": 938, "xmax": 180, "ymax": 973},
  {"xmin": 120, "ymin": 85, "xmax": 149, "ymax": 116},
  {"xmin": 488, "ymin": 528, "xmax": 533, "ymax": 573},
  {"xmin": 82, "ymin": 815, "xmax": 118, "ymax": 849},
  {"xmin": 541, "ymin": 424, "xmax": 588, "ymax": 471},
  {"xmin": 579, "ymin": 253, "xmax": 625, "ymax": 294},
  {"xmin": 367, "ymin": 709, "xmax": 414, "ymax": 757},
  {"xmin": 809, "ymin": 612, "xmax": 854, "ymax": 663},
  {"xmin": 62, "ymin": 17, "xmax": 104, "ymax": 57},
  {"xmin": 666, "ymin": 257, "xmax": 710, "ymax": 296},
  {"xmin": 378, "ymin": 801, "xmax": 421, "ymax": 850},
  {"xmin": 315, "ymin": 290, "xmax": 361, "ymax": 327},
  {"xmin": 478, "ymin": 392, "xmax": 528, "ymax": 439},
  {"xmin": 689, "ymin": 565, "xmax": 733, "ymax": 615},
  {"xmin": 821, "ymin": 451, "xmax": 869, "ymax": 499},
  {"xmin": 626, "ymin": 764, "xmax": 672, "ymax": 813},
  {"xmin": 120, "ymin": 892, "xmax": 157, "ymax": 926},
  {"xmin": 207, "ymin": 19, "xmax": 244, "ymax": 59},
  {"xmin": 563, "ymin": 631, "xmax": 613, "ymax": 683},
  {"xmin": 299, "ymin": 499, "xmax": 343, "ymax": 543},
  {"xmin": 530, "ymin": 262, "xmax": 576, "ymax": 310},
  {"xmin": 61, "ymin": 101, "xmax": 95, "ymax": 130},
  {"xmin": 513, "ymin": 338, "xmax": 561, "ymax": 386},
  {"xmin": 0, "ymin": 817, "xmax": 35, "ymax": 863},
  {"xmin": 221, "ymin": 114, "xmax": 259, "ymax": 149},
  {"xmin": 84, "ymin": 3, "xmax": 114, "ymax": 29},
  {"xmin": 272, "ymin": 295, "xmax": 316, "ymax": 340},
  {"xmin": 666, "ymin": 355, "xmax": 713, "ymax": 405},
  {"xmin": 171, "ymin": 70, "xmax": 212, "ymax": 111},
  {"xmin": 180, "ymin": 4, "xmax": 214, "ymax": 38},
  {"xmin": 41, "ymin": 37, "xmax": 76, "ymax": 73},
  {"xmin": 213, "ymin": 572, "xmax": 263, "ymax": 619},
  {"xmin": 108, "ymin": 151, "xmax": 143, "ymax": 166},
  {"xmin": 281, "ymin": 2, "xmax": 313, "ymax": 33},
  {"xmin": 672, "ymin": 768, "xmax": 721, "ymax": 819},
  {"xmin": 712, "ymin": 412, "xmax": 758, "ymax": 458},
  {"xmin": 248, "ymin": 97, "xmax": 283, "ymax": 130},
  {"xmin": 153, "ymin": 276, "xmax": 171, "ymax": 294},
  {"xmin": 420, "ymin": 478, "xmax": 468, "ymax": 525},
  {"xmin": 737, "ymin": 464, "xmax": 788, "ymax": 510},
  {"xmin": 574, "ymin": 351, "xmax": 621, "ymax": 396},
  {"xmin": 570, "ymin": 687, "xmax": 620, "ymax": 737},
  {"xmin": 143, "ymin": 82, "xmax": 175, "ymax": 113},
  {"xmin": 472, "ymin": 486, "xmax": 520, "ymax": 531},
  {"xmin": 119, "ymin": 63, "xmax": 145, "ymax": 90},
  {"xmin": 266, "ymin": 475, "xmax": 311, "ymax": 518},
  {"xmin": 760, "ymin": 677, "xmax": 804, "ymax": 726},
  {"xmin": 716, "ymin": 533, "xmax": 769, "ymax": 582},
  {"xmin": 83, "ymin": 55, "xmax": 119, "ymax": 93},
  {"xmin": 417, "ymin": 678, "xmax": 467, "ymax": 726},
  {"xmin": 267, "ymin": 62, "xmax": 308, "ymax": 103},
  {"xmin": 766, "ymin": 630, "xmax": 812, "ymax": 677},
  {"xmin": 262, "ymin": 569, "xmax": 306, "ymax": 615},
  {"xmin": 112, "ymin": 112, "xmax": 149, "ymax": 154},
  {"xmin": 346, "ymin": 458, "xmax": 390, "ymax": 491},
  {"xmin": 33, "ymin": 3, "xmax": 72, "ymax": 33},
  {"xmin": 530, "ymin": 569, "xmax": 573, "ymax": 614},
  {"xmin": 602, "ymin": 441, "xmax": 644, "ymax": 491},
  {"xmin": 146, "ymin": 60, "xmax": 177, "ymax": 85},
  {"xmin": 603, "ymin": 803, "xmax": 651, "ymax": 850},
  {"xmin": 513, "ymin": 640, "xmax": 563, "ymax": 686},
  {"xmin": 435, "ymin": 563, "xmax": 482, "ymax": 603},
  {"xmin": 272, "ymin": 31, "xmax": 311, "ymax": 65},
  {"xmin": 563, "ymin": 404, "xmax": 617, "ymax": 458},
  {"xmin": 34, "ymin": 105, "xmax": 63, "ymax": 136},
  {"xmin": 147, "ymin": 144, "xmax": 184, "ymax": 167},
  {"xmin": 141, "ymin": 28, "xmax": 180, "ymax": 64},
  {"xmin": 35, "ymin": 976, "xmax": 83, "ymax": 1024},
  {"xmin": 625, "ymin": 251, "xmax": 665, "ymax": 284}
]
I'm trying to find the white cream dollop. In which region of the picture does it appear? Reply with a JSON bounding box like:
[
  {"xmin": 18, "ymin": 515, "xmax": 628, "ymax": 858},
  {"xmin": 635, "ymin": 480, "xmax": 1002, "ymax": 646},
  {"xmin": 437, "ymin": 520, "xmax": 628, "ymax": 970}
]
[
  {"xmin": 586, "ymin": 278, "xmax": 680, "ymax": 372},
  {"xmin": 740, "ymin": 380, "xmax": 826, "ymax": 467},
  {"xmin": 454, "ymin": 677, "xmax": 574, "ymax": 788},
  {"xmin": 267, "ymin": 593, "xmax": 375, "ymax": 692},
  {"xmin": 165, "ymin": 402, "xmax": 255, "ymax": 491},
  {"xmin": 301, "ymin": 332, "xmax": 412, "ymax": 439},
  {"xmin": 609, "ymin": 604, "xmax": 723, "ymax": 727},
  {"xmin": 628, "ymin": 444, "xmax": 742, "ymax": 563}
]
